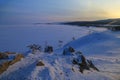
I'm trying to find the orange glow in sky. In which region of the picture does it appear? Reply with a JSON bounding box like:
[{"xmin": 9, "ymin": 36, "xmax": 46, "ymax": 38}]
[{"xmin": 0, "ymin": 0, "xmax": 120, "ymax": 24}]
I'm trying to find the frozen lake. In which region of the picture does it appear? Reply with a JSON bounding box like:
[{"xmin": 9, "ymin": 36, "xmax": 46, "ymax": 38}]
[
  {"xmin": 0, "ymin": 24, "xmax": 87, "ymax": 52},
  {"xmin": 0, "ymin": 24, "xmax": 106, "ymax": 52}
]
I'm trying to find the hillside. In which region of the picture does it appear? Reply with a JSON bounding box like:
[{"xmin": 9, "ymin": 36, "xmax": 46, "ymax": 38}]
[
  {"xmin": 0, "ymin": 30, "xmax": 120, "ymax": 80},
  {"xmin": 61, "ymin": 18, "xmax": 120, "ymax": 27}
]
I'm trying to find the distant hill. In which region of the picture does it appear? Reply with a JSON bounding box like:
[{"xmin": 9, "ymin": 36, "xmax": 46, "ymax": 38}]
[{"xmin": 61, "ymin": 18, "xmax": 120, "ymax": 27}]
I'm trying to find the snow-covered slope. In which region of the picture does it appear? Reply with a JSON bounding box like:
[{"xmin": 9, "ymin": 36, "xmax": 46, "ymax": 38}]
[
  {"xmin": 0, "ymin": 26, "xmax": 120, "ymax": 80},
  {"xmin": 64, "ymin": 31, "xmax": 120, "ymax": 56},
  {"xmin": 1, "ymin": 52, "xmax": 119, "ymax": 80}
]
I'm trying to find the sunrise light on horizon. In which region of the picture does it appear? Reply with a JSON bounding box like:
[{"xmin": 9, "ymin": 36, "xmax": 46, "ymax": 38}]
[{"xmin": 0, "ymin": 0, "xmax": 120, "ymax": 24}]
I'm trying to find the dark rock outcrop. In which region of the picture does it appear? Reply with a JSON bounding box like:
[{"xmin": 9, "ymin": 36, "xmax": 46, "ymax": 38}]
[
  {"xmin": 5, "ymin": 52, "xmax": 16, "ymax": 55},
  {"xmin": 44, "ymin": 46, "xmax": 53, "ymax": 53},
  {"xmin": 0, "ymin": 61, "xmax": 11, "ymax": 74},
  {"xmin": 63, "ymin": 46, "xmax": 75, "ymax": 55},
  {"xmin": 27, "ymin": 44, "xmax": 41, "ymax": 54},
  {"xmin": 10, "ymin": 54, "xmax": 24, "ymax": 65},
  {"xmin": 36, "ymin": 61, "xmax": 45, "ymax": 66},
  {"xmin": 69, "ymin": 46, "xmax": 75, "ymax": 53},
  {"xmin": 87, "ymin": 60, "xmax": 99, "ymax": 71},
  {"xmin": 72, "ymin": 51, "xmax": 99, "ymax": 73},
  {"xmin": 0, "ymin": 54, "xmax": 24, "ymax": 74},
  {"xmin": 0, "ymin": 52, "xmax": 8, "ymax": 59}
]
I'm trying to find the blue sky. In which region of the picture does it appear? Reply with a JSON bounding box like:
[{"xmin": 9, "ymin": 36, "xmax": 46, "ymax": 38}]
[{"xmin": 0, "ymin": 0, "xmax": 120, "ymax": 24}]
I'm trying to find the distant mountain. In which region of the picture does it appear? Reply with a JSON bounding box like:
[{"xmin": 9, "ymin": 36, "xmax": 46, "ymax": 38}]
[{"xmin": 61, "ymin": 18, "xmax": 120, "ymax": 27}]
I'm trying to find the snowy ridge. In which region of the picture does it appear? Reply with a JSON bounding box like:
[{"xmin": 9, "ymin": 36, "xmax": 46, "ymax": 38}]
[
  {"xmin": 0, "ymin": 29, "xmax": 120, "ymax": 80},
  {"xmin": 64, "ymin": 31, "xmax": 120, "ymax": 56},
  {"xmin": 64, "ymin": 32, "xmax": 113, "ymax": 48},
  {"xmin": 0, "ymin": 52, "xmax": 117, "ymax": 80}
]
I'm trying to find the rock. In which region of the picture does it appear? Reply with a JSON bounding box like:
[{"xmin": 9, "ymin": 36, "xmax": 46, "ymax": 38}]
[
  {"xmin": 72, "ymin": 59, "xmax": 78, "ymax": 65},
  {"xmin": 87, "ymin": 60, "xmax": 99, "ymax": 71},
  {"xmin": 72, "ymin": 51, "xmax": 99, "ymax": 73},
  {"xmin": 69, "ymin": 46, "xmax": 75, "ymax": 52},
  {"xmin": 44, "ymin": 46, "xmax": 53, "ymax": 53},
  {"xmin": 79, "ymin": 62, "xmax": 90, "ymax": 73},
  {"xmin": 0, "ymin": 54, "xmax": 24, "ymax": 74},
  {"xmin": 36, "ymin": 61, "xmax": 45, "ymax": 66},
  {"xmin": 62, "ymin": 49, "xmax": 67, "ymax": 55},
  {"xmin": 0, "ymin": 61, "xmax": 11, "ymax": 74},
  {"xmin": 63, "ymin": 46, "xmax": 75, "ymax": 55},
  {"xmin": 5, "ymin": 52, "xmax": 16, "ymax": 55},
  {"xmin": 10, "ymin": 54, "xmax": 24, "ymax": 65},
  {"xmin": 0, "ymin": 52, "xmax": 8, "ymax": 59},
  {"xmin": 27, "ymin": 44, "xmax": 41, "ymax": 54},
  {"xmin": 72, "ymin": 67, "xmax": 75, "ymax": 72}
]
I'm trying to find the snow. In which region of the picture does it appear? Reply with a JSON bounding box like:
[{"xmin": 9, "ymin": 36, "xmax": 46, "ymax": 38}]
[
  {"xmin": 0, "ymin": 24, "xmax": 120, "ymax": 80},
  {"xmin": 64, "ymin": 31, "xmax": 120, "ymax": 56},
  {"xmin": 0, "ymin": 24, "xmax": 91, "ymax": 52},
  {"xmin": 1, "ymin": 52, "xmax": 119, "ymax": 80}
]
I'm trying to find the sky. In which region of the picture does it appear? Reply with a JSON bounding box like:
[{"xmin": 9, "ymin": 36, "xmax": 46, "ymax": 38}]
[{"xmin": 0, "ymin": 0, "xmax": 120, "ymax": 24}]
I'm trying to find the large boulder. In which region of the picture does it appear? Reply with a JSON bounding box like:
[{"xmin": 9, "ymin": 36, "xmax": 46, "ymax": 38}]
[{"xmin": 72, "ymin": 51, "xmax": 99, "ymax": 73}]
